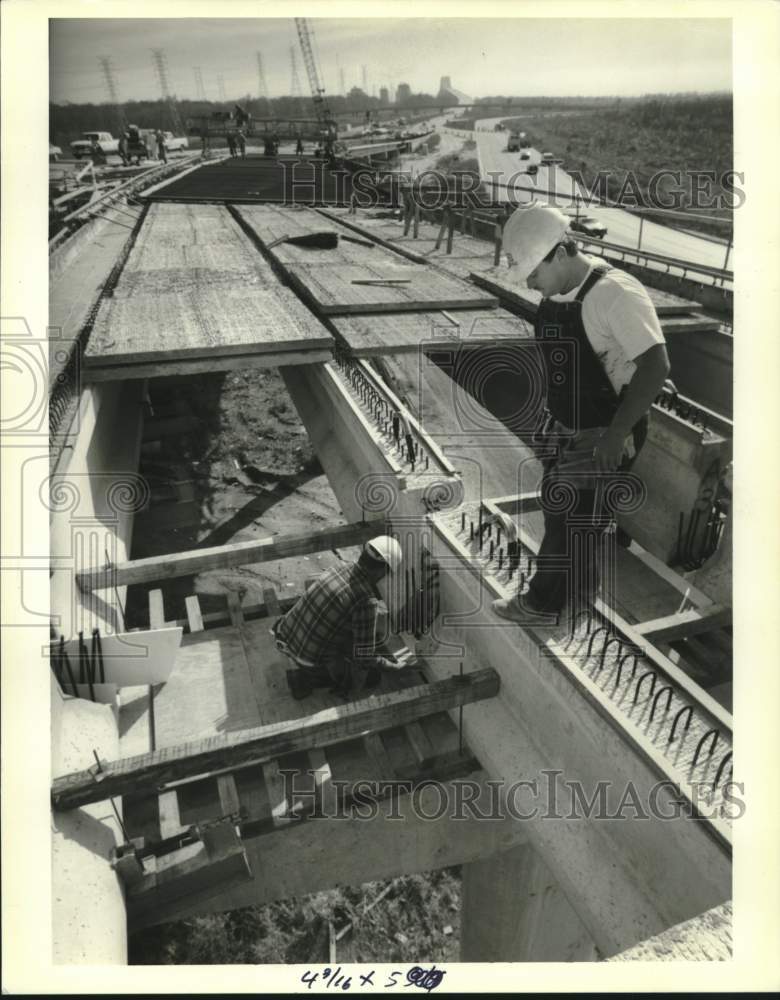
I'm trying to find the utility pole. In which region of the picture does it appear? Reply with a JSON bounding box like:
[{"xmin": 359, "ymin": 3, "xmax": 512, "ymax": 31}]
[
  {"xmin": 217, "ymin": 73, "xmax": 226, "ymax": 104},
  {"xmin": 151, "ymin": 48, "xmax": 185, "ymax": 135},
  {"xmin": 256, "ymin": 52, "xmax": 269, "ymax": 100},
  {"xmin": 98, "ymin": 55, "xmax": 127, "ymax": 135},
  {"xmin": 193, "ymin": 66, "xmax": 207, "ymax": 101},
  {"xmin": 339, "ymin": 67, "xmax": 346, "ymax": 96},
  {"xmin": 361, "ymin": 64, "xmax": 368, "ymax": 93}
]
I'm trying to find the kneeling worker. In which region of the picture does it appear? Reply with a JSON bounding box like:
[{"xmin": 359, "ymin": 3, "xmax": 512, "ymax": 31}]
[{"xmin": 272, "ymin": 535, "xmax": 404, "ymax": 699}]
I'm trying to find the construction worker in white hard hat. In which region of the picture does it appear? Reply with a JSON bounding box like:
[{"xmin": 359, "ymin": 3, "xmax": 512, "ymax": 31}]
[
  {"xmin": 492, "ymin": 203, "xmax": 671, "ymax": 626},
  {"xmin": 271, "ymin": 535, "xmax": 404, "ymax": 699}
]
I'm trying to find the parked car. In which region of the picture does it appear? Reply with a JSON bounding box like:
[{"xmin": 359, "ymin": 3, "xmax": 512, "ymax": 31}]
[
  {"xmin": 569, "ymin": 216, "xmax": 608, "ymax": 239},
  {"xmin": 49, "ymin": 142, "xmax": 62, "ymax": 163},
  {"xmin": 520, "ymin": 151, "xmax": 530, "ymax": 161},
  {"xmin": 70, "ymin": 131, "xmax": 119, "ymax": 159},
  {"xmin": 161, "ymin": 131, "xmax": 189, "ymax": 152}
]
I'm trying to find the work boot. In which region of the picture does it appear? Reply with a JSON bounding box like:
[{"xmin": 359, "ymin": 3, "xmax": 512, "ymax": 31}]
[
  {"xmin": 287, "ymin": 669, "xmax": 313, "ymax": 700},
  {"xmin": 492, "ymin": 594, "xmax": 559, "ymax": 627}
]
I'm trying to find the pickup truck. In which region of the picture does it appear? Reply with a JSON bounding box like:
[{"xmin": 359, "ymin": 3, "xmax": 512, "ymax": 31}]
[{"xmin": 70, "ymin": 131, "xmax": 119, "ymax": 159}]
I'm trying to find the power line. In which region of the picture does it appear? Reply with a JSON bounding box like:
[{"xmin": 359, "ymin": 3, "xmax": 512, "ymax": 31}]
[
  {"xmin": 97, "ymin": 55, "xmax": 127, "ymax": 133},
  {"xmin": 151, "ymin": 48, "xmax": 184, "ymax": 134},
  {"xmin": 193, "ymin": 66, "xmax": 207, "ymax": 101},
  {"xmin": 256, "ymin": 52, "xmax": 269, "ymax": 100}
]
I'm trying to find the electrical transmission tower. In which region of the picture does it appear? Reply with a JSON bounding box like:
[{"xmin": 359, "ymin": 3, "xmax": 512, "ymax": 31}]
[
  {"xmin": 98, "ymin": 55, "xmax": 127, "ymax": 134},
  {"xmin": 151, "ymin": 48, "xmax": 185, "ymax": 135},
  {"xmin": 256, "ymin": 52, "xmax": 269, "ymax": 100},
  {"xmin": 193, "ymin": 66, "xmax": 207, "ymax": 101},
  {"xmin": 290, "ymin": 46, "xmax": 303, "ymax": 99}
]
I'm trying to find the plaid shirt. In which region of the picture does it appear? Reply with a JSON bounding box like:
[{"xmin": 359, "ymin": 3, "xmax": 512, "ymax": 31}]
[{"xmin": 275, "ymin": 562, "xmax": 385, "ymax": 668}]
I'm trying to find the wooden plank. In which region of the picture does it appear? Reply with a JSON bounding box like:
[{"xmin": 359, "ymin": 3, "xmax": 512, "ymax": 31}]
[
  {"xmin": 226, "ymin": 592, "xmax": 244, "ymax": 627},
  {"xmin": 316, "ymin": 207, "xmax": 430, "ymax": 263},
  {"xmin": 283, "ymin": 261, "xmax": 498, "ymax": 316},
  {"xmin": 262, "ymin": 586, "xmax": 281, "ymax": 618},
  {"xmin": 217, "ymin": 774, "xmax": 242, "ymax": 818},
  {"xmin": 148, "ymin": 589, "xmax": 165, "ymax": 629},
  {"xmin": 635, "ymin": 605, "xmax": 731, "ymax": 644},
  {"xmin": 84, "ymin": 347, "xmax": 333, "ymax": 382},
  {"xmin": 51, "ymin": 669, "xmax": 501, "ymax": 809},
  {"xmin": 331, "ymin": 308, "xmax": 533, "ymax": 358},
  {"xmin": 77, "ymin": 520, "xmax": 383, "ymax": 591},
  {"xmin": 404, "ymin": 721, "xmax": 436, "ymax": 764},
  {"xmin": 363, "ymin": 732, "xmax": 395, "ymax": 781},
  {"xmin": 263, "ymin": 759, "xmax": 292, "ymax": 828},
  {"xmin": 307, "ymin": 748, "xmax": 331, "ymax": 807},
  {"xmin": 185, "ymin": 596, "xmax": 204, "ymax": 633},
  {"xmin": 470, "ymin": 272, "xmax": 719, "ymax": 334},
  {"xmin": 158, "ymin": 789, "xmax": 185, "ymax": 838},
  {"xmin": 83, "ymin": 202, "xmax": 333, "ymax": 368}
]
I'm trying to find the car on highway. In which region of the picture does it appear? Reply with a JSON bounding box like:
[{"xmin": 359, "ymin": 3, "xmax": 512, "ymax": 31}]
[
  {"xmin": 520, "ymin": 151, "xmax": 530, "ymax": 160},
  {"xmin": 525, "ymin": 163, "xmax": 538, "ymax": 176},
  {"xmin": 569, "ymin": 216, "xmax": 608, "ymax": 239}
]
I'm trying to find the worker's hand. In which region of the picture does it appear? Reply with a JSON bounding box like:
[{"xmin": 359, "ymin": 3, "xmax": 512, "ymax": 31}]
[
  {"xmin": 593, "ymin": 427, "xmax": 626, "ymax": 473},
  {"xmin": 484, "ymin": 510, "xmax": 518, "ymax": 543}
]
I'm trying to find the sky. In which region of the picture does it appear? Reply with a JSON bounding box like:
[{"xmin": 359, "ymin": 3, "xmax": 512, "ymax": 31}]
[{"xmin": 50, "ymin": 17, "xmax": 732, "ymax": 105}]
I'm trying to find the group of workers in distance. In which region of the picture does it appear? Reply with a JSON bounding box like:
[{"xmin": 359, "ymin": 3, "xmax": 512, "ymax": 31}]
[
  {"xmin": 275, "ymin": 203, "xmax": 671, "ymax": 701},
  {"xmin": 114, "ymin": 126, "xmax": 169, "ymax": 166}
]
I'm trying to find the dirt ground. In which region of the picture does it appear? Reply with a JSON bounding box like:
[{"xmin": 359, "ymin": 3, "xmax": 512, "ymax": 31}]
[{"xmin": 125, "ymin": 367, "xmax": 358, "ymax": 627}]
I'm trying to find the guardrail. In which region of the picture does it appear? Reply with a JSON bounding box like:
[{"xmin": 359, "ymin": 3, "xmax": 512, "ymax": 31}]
[{"xmin": 575, "ymin": 234, "xmax": 733, "ymax": 286}]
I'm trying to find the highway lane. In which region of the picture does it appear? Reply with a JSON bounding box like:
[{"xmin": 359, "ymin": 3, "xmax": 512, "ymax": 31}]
[{"xmin": 473, "ymin": 116, "xmax": 732, "ymax": 276}]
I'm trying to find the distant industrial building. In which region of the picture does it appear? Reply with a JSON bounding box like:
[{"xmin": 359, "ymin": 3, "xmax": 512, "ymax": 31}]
[
  {"xmin": 379, "ymin": 87, "xmax": 389, "ymax": 106},
  {"xmin": 437, "ymin": 75, "xmax": 471, "ymax": 105},
  {"xmin": 396, "ymin": 82, "xmax": 412, "ymax": 105}
]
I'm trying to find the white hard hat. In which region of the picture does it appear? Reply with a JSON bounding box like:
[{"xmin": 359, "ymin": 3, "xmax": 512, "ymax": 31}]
[
  {"xmin": 364, "ymin": 535, "xmax": 403, "ymax": 573},
  {"xmin": 503, "ymin": 204, "xmax": 571, "ymax": 283}
]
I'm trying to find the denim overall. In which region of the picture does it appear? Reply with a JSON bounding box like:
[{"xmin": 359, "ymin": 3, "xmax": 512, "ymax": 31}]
[{"xmin": 527, "ymin": 267, "xmax": 648, "ymax": 612}]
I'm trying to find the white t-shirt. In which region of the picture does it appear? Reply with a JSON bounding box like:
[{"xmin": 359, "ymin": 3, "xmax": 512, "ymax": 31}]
[{"xmin": 549, "ymin": 256, "xmax": 666, "ymax": 395}]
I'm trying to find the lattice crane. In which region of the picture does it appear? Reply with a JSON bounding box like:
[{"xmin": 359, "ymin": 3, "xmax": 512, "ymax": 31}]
[{"xmin": 294, "ymin": 18, "xmax": 337, "ymax": 146}]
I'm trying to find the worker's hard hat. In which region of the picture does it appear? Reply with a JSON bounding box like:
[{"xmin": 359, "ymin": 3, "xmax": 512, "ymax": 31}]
[
  {"xmin": 502, "ymin": 204, "xmax": 571, "ymax": 283},
  {"xmin": 364, "ymin": 536, "xmax": 403, "ymax": 573}
]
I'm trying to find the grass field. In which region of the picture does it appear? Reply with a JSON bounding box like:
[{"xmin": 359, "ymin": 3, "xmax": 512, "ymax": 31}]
[{"xmin": 498, "ymin": 95, "xmax": 734, "ymax": 237}]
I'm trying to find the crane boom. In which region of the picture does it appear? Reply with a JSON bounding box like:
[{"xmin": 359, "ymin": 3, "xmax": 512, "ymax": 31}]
[{"xmin": 294, "ymin": 17, "xmax": 336, "ymax": 141}]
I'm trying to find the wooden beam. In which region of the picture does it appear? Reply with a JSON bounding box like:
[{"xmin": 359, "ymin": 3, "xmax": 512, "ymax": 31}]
[
  {"xmin": 51, "ymin": 669, "xmax": 500, "ymax": 810},
  {"xmin": 76, "ymin": 520, "xmax": 383, "ymax": 591},
  {"xmin": 635, "ymin": 605, "xmax": 731, "ymax": 644},
  {"xmin": 148, "ymin": 589, "xmax": 165, "ymax": 629},
  {"xmin": 158, "ymin": 790, "xmax": 185, "ymax": 839},
  {"xmin": 262, "ymin": 586, "xmax": 281, "ymax": 617},
  {"xmin": 217, "ymin": 775, "xmax": 241, "ymax": 818},
  {"xmin": 185, "ymin": 596, "xmax": 204, "ymax": 634}
]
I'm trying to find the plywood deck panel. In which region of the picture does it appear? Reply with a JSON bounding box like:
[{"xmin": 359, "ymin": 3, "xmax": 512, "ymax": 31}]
[
  {"xmin": 235, "ymin": 204, "xmax": 388, "ymax": 266},
  {"xmin": 471, "ymin": 272, "xmax": 719, "ymax": 332},
  {"xmin": 284, "ymin": 261, "xmax": 498, "ymax": 315},
  {"xmin": 326, "ymin": 208, "xmax": 707, "ymax": 315},
  {"xmin": 332, "ymin": 307, "xmax": 533, "ymax": 357},
  {"xmin": 84, "ymin": 203, "xmax": 333, "ymax": 370}
]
